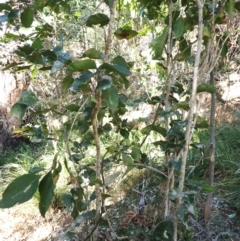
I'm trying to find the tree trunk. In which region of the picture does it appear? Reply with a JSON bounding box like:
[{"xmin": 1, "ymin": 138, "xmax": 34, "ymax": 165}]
[{"xmin": 0, "ymin": 25, "xmax": 30, "ymax": 151}]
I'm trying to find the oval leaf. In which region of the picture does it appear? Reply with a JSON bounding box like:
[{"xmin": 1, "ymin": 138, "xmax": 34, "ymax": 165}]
[
  {"xmin": 62, "ymin": 75, "xmax": 74, "ymax": 94},
  {"xmin": 197, "ymin": 84, "xmax": 215, "ymax": 93},
  {"xmin": 39, "ymin": 171, "xmax": 55, "ymax": 217},
  {"xmin": 21, "ymin": 7, "xmax": 34, "ymax": 28},
  {"xmin": 102, "ymin": 85, "xmax": 119, "ymax": 111},
  {"xmin": 86, "ymin": 13, "xmax": 109, "ymax": 27},
  {"xmin": 99, "ymin": 63, "xmax": 131, "ymax": 76},
  {"xmin": 0, "ymin": 174, "xmax": 40, "ymax": 208},
  {"xmin": 173, "ymin": 16, "xmax": 185, "ymax": 38},
  {"xmin": 97, "ymin": 78, "xmax": 112, "ymax": 90},
  {"xmin": 68, "ymin": 60, "xmax": 96, "ymax": 72},
  {"xmin": 114, "ymin": 28, "xmax": 138, "ymax": 40},
  {"xmin": 82, "ymin": 48, "xmax": 102, "ymax": 59},
  {"xmin": 150, "ymin": 26, "xmax": 169, "ymax": 60}
]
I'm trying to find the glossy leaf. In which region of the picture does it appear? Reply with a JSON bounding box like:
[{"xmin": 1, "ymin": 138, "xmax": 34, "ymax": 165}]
[
  {"xmin": 86, "ymin": 13, "xmax": 109, "ymax": 27},
  {"xmin": 96, "ymin": 78, "xmax": 112, "ymax": 90},
  {"xmin": 21, "ymin": 7, "xmax": 34, "ymax": 28},
  {"xmin": 114, "ymin": 28, "xmax": 138, "ymax": 40},
  {"xmin": 99, "ymin": 63, "xmax": 131, "ymax": 76},
  {"xmin": 72, "ymin": 71, "xmax": 94, "ymax": 90},
  {"xmin": 112, "ymin": 56, "xmax": 128, "ymax": 67},
  {"xmin": 102, "ymin": 86, "xmax": 119, "ymax": 111},
  {"xmin": 68, "ymin": 60, "xmax": 96, "ymax": 72},
  {"xmin": 39, "ymin": 171, "xmax": 55, "ymax": 217},
  {"xmin": 0, "ymin": 174, "xmax": 40, "ymax": 208},
  {"xmin": 141, "ymin": 124, "xmax": 167, "ymax": 137}
]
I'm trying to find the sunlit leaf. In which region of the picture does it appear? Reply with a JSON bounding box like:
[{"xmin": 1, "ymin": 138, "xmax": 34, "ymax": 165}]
[
  {"xmin": 82, "ymin": 48, "xmax": 102, "ymax": 59},
  {"xmin": 105, "ymin": 172, "xmax": 121, "ymax": 185},
  {"xmin": 122, "ymin": 153, "xmax": 134, "ymax": 165},
  {"xmin": 0, "ymin": 174, "xmax": 40, "ymax": 208},
  {"xmin": 68, "ymin": 60, "xmax": 96, "ymax": 72}
]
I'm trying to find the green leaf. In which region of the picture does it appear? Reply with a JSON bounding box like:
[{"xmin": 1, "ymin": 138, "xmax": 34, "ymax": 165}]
[
  {"xmin": 61, "ymin": 75, "xmax": 74, "ymax": 94},
  {"xmin": 97, "ymin": 78, "xmax": 112, "ymax": 90},
  {"xmin": 17, "ymin": 91, "xmax": 38, "ymax": 106},
  {"xmin": 226, "ymin": 0, "xmax": 235, "ymax": 16},
  {"xmin": 75, "ymin": 210, "xmax": 96, "ymax": 226},
  {"xmin": 0, "ymin": 33, "xmax": 19, "ymax": 43},
  {"xmin": 8, "ymin": 10, "xmax": 19, "ymax": 20},
  {"xmin": 131, "ymin": 146, "xmax": 141, "ymax": 161},
  {"xmin": 66, "ymin": 104, "xmax": 80, "ymax": 112},
  {"xmin": 122, "ymin": 153, "xmax": 134, "ymax": 165},
  {"xmin": 68, "ymin": 60, "xmax": 96, "ymax": 72},
  {"xmin": 86, "ymin": 13, "xmax": 109, "ymax": 27},
  {"xmin": 82, "ymin": 48, "xmax": 102, "ymax": 59},
  {"xmin": 21, "ymin": 7, "xmax": 34, "ymax": 28},
  {"xmin": 51, "ymin": 60, "xmax": 65, "ymax": 73},
  {"xmin": 197, "ymin": 84, "xmax": 215, "ymax": 93},
  {"xmin": 173, "ymin": 16, "xmax": 185, "ymax": 38},
  {"xmin": 172, "ymin": 101, "xmax": 189, "ymax": 111},
  {"xmin": 0, "ymin": 3, "xmax": 12, "ymax": 11},
  {"xmin": 104, "ymin": 0, "xmax": 114, "ymax": 7},
  {"xmin": 141, "ymin": 124, "xmax": 167, "ymax": 137},
  {"xmin": 120, "ymin": 128, "xmax": 129, "ymax": 138},
  {"xmin": 0, "ymin": 174, "xmax": 40, "ymax": 208},
  {"xmin": 112, "ymin": 56, "xmax": 128, "ymax": 67},
  {"xmin": 102, "ymin": 86, "xmax": 119, "ymax": 111},
  {"xmin": 150, "ymin": 26, "xmax": 169, "ymax": 60},
  {"xmin": 201, "ymin": 183, "xmax": 215, "ymax": 192},
  {"xmin": 72, "ymin": 71, "xmax": 94, "ymax": 89},
  {"xmin": 169, "ymin": 188, "xmax": 184, "ymax": 201},
  {"xmin": 114, "ymin": 28, "xmax": 138, "ymax": 40},
  {"xmin": 32, "ymin": 38, "xmax": 42, "ymax": 50},
  {"xmin": 105, "ymin": 172, "xmax": 121, "ymax": 185},
  {"xmin": 9, "ymin": 103, "xmax": 28, "ymax": 126},
  {"xmin": 39, "ymin": 171, "xmax": 55, "ymax": 217},
  {"xmin": 99, "ymin": 63, "xmax": 131, "ymax": 76}
]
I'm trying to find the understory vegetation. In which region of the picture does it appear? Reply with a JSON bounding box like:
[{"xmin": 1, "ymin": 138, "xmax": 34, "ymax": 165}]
[{"xmin": 0, "ymin": 0, "xmax": 240, "ymax": 240}]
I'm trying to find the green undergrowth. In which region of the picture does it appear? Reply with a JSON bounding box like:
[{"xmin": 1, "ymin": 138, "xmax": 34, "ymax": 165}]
[{"xmin": 190, "ymin": 124, "xmax": 240, "ymax": 207}]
